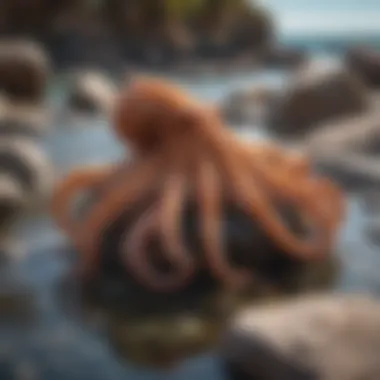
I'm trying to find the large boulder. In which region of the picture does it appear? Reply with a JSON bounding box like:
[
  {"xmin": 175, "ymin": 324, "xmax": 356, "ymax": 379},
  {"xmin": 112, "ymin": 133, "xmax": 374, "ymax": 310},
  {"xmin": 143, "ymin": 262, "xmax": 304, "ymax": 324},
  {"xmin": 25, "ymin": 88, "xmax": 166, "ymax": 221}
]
[
  {"xmin": 221, "ymin": 294, "xmax": 380, "ymax": 380},
  {"xmin": 66, "ymin": 70, "xmax": 116, "ymax": 115},
  {"xmin": 346, "ymin": 45, "xmax": 380, "ymax": 88},
  {"xmin": 267, "ymin": 61, "xmax": 369, "ymax": 138},
  {"xmin": 0, "ymin": 39, "xmax": 50, "ymax": 104}
]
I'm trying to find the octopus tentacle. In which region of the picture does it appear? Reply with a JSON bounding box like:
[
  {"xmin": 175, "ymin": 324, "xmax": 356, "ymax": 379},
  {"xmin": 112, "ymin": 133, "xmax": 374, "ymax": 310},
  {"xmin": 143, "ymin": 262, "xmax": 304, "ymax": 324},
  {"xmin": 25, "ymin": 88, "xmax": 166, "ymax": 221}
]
[
  {"xmin": 123, "ymin": 204, "xmax": 194, "ymax": 292},
  {"xmin": 208, "ymin": 135, "xmax": 330, "ymax": 260},
  {"xmin": 78, "ymin": 155, "xmax": 162, "ymax": 275},
  {"xmin": 196, "ymin": 154, "xmax": 251, "ymax": 289},
  {"xmin": 239, "ymin": 144, "xmax": 344, "ymax": 231},
  {"xmin": 51, "ymin": 166, "xmax": 112, "ymax": 239},
  {"xmin": 237, "ymin": 152, "xmax": 335, "ymax": 260},
  {"xmin": 157, "ymin": 170, "xmax": 195, "ymax": 282}
]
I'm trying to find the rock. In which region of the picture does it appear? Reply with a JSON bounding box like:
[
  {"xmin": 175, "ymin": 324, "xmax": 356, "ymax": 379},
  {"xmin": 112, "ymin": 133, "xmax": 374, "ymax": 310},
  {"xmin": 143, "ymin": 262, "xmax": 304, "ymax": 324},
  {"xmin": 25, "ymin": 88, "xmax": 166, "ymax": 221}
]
[
  {"xmin": 305, "ymin": 109, "xmax": 380, "ymax": 190},
  {"xmin": 195, "ymin": 4, "xmax": 272, "ymax": 60},
  {"xmin": 263, "ymin": 45, "xmax": 308, "ymax": 70},
  {"xmin": 80, "ymin": 190, "xmax": 336, "ymax": 316},
  {"xmin": 221, "ymin": 294, "xmax": 380, "ymax": 380},
  {"xmin": 346, "ymin": 45, "xmax": 380, "ymax": 88},
  {"xmin": 0, "ymin": 39, "xmax": 50, "ymax": 104},
  {"xmin": 307, "ymin": 109, "xmax": 380, "ymax": 155},
  {"xmin": 0, "ymin": 174, "xmax": 25, "ymax": 234},
  {"xmin": 0, "ymin": 95, "xmax": 51, "ymax": 137},
  {"xmin": 0, "ymin": 138, "xmax": 53, "ymax": 217},
  {"xmin": 221, "ymin": 85, "xmax": 276, "ymax": 125},
  {"xmin": 267, "ymin": 61, "xmax": 369, "ymax": 138},
  {"xmin": 66, "ymin": 70, "xmax": 116, "ymax": 115}
]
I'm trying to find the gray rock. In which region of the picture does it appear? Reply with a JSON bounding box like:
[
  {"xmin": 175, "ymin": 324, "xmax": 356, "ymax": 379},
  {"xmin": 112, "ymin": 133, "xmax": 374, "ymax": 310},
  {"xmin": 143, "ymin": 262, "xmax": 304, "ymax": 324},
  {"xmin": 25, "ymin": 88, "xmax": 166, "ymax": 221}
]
[
  {"xmin": 267, "ymin": 61, "xmax": 369, "ymax": 138},
  {"xmin": 66, "ymin": 70, "xmax": 116, "ymax": 116},
  {"xmin": 221, "ymin": 294, "xmax": 380, "ymax": 380},
  {"xmin": 0, "ymin": 39, "xmax": 50, "ymax": 104},
  {"xmin": 0, "ymin": 95, "xmax": 51, "ymax": 137},
  {"xmin": 305, "ymin": 107, "xmax": 380, "ymax": 190},
  {"xmin": 346, "ymin": 45, "xmax": 380, "ymax": 88},
  {"xmin": 0, "ymin": 138, "xmax": 53, "ymax": 221}
]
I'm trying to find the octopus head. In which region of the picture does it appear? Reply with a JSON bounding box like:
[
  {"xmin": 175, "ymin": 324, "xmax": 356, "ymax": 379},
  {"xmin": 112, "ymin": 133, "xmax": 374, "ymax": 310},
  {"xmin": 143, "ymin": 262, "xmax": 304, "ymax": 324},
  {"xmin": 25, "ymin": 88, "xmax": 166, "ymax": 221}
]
[{"xmin": 113, "ymin": 76, "xmax": 220, "ymax": 152}]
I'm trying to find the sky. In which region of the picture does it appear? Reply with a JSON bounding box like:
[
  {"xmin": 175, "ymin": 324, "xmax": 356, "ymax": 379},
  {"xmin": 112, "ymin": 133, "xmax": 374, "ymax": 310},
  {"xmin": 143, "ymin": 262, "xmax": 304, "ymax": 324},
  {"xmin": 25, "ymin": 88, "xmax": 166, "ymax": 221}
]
[{"xmin": 255, "ymin": 0, "xmax": 380, "ymax": 36}]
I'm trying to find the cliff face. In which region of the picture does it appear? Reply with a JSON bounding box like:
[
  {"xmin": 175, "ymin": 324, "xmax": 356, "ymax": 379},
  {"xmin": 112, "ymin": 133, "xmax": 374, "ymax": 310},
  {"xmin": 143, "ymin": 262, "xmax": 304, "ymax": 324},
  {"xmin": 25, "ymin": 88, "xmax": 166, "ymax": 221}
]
[{"xmin": 0, "ymin": 0, "xmax": 273, "ymax": 71}]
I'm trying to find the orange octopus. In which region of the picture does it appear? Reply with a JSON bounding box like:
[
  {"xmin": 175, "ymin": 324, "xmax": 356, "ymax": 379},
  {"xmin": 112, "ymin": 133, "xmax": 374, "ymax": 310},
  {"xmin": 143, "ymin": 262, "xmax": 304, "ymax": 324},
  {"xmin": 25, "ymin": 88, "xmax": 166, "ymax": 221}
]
[{"xmin": 51, "ymin": 76, "xmax": 345, "ymax": 293}]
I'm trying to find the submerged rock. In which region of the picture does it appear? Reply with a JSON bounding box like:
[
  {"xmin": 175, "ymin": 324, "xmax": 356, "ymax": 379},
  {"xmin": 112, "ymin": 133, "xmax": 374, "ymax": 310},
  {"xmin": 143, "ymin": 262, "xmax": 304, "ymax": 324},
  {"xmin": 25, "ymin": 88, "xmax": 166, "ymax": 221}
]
[
  {"xmin": 221, "ymin": 294, "xmax": 380, "ymax": 380},
  {"xmin": 346, "ymin": 45, "xmax": 380, "ymax": 88},
  {"xmin": 267, "ymin": 61, "xmax": 369, "ymax": 138},
  {"xmin": 221, "ymin": 85, "xmax": 276, "ymax": 125},
  {"xmin": 66, "ymin": 70, "xmax": 116, "ymax": 115},
  {"xmin": 0, "ymin": 39, "xmax": 50, "ymax": 104}
]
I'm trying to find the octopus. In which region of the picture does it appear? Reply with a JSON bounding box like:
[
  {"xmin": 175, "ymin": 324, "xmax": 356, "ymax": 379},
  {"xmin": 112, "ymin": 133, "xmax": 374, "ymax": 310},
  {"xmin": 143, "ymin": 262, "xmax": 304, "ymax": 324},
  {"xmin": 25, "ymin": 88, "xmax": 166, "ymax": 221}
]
[{"xmin": 51, "ymin": 76, "xmax": 345, "ymax": 293}]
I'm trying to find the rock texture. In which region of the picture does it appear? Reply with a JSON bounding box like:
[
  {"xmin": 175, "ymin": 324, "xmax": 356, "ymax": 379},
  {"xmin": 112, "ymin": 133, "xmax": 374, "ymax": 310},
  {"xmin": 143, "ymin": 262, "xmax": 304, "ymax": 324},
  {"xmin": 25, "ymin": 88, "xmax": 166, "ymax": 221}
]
[
  {"xmin": 305, "ymin": 106, "xmax": 380, "ymax": 190},
  {"xmin": 66, "ymin": 70, "xmax": 116, "ymax": 115},
  {"xmin": 221, "ymin": 294, "xmax": 380, "ymax": 380},
  {"xmin": 0, "ymin": 39, "xmax": 50, "ymax": 104},
  {"xmin": 346, "ymin": 45, "xmax": 380, "ymax": 88},
  {"xmin": 267, "ymin": 61, "xmax": 369, "ymax": 138}
]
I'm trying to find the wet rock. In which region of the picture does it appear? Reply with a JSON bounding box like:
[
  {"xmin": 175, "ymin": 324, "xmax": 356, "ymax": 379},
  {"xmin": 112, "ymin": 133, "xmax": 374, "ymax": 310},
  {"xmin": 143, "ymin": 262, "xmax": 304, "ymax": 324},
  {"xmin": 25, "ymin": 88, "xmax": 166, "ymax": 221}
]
[
  {"xmin": 0, "ymin": 39, "xmax": 50, "ymax": 104},
  {"xmin": 346, "ymin": 45, "xmax": 380, "ymax": 88},
  {"xmin": 263, "ymin": 45, "xmax": 308, "ymax": 70},
  {"xmin": 0, "ymin": 175, "xmax": 25, "ymax": 234},
  {"xmin": 0, "ymin": 96, "xmax": 50, "ymax": 137},
  {"xmin": 307, "ymin": 108, "xmax": 380, "ymax": 155},
  {"xmin": 0, "ymin": 138, "xmax": 53, "ymax": 218},
  {"xmin": 220, "ymin": 85, "xmax": 276, "ymax": 126},
  {"xmin": 305, "ymin": 109, "xmax": 380, "ymax": 190},
  {"xmin": 80, "ymin": 192, "xmax": 336, "ymax": 317},
  {"xmin": 66, "ymin": 70, "xmax": 116, "ymax": 115},
  {"xmin": 267, "ymin": 61, "xmax": 369, "ymax": 138},
  {"xmin": 221, "ymin": 294, "xmax": 380, "ymax": 380}
]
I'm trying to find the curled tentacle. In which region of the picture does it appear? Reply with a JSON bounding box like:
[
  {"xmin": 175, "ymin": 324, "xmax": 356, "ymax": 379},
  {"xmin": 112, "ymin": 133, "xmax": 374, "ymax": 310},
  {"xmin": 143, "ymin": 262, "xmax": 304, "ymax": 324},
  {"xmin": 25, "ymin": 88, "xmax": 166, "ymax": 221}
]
[
  {"xmin": 78, "ymin": 155, "xmax": 162, "ymax": 275},
  {"xmin": 123, "ymin": 205, "xmax": 195, "ymax": 292}
]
